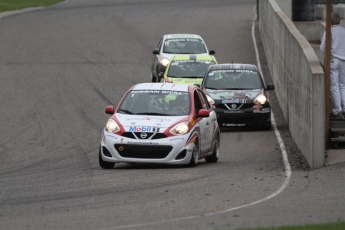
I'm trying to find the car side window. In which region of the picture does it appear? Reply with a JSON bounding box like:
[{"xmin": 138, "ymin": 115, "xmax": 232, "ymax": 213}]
[
  {"xmin": 194, "ymin": 91, "xmax": 203, "ymax": 113},
  {"xmin": 157, "ymin": 38, "xmax": 163, "ymax": 51},
  {"xmin": 197, "ymin": 90, "xmax": 210, "ymax": 110}
]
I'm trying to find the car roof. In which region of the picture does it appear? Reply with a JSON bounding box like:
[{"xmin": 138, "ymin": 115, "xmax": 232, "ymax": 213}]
[
  {"xmin": 171, "ymin": 54, "xmax": 217, "ymax": 62},
  {"xmin": 208, "ymin": 63, "xmax": 258, "ymax": 71},
  {"xmin": 131, "ymin": 83, "xmax": 193, "ymax": 92},
  {"xmin": 164, "ymin": 34, "xmax": 203, "ymax": 40}
]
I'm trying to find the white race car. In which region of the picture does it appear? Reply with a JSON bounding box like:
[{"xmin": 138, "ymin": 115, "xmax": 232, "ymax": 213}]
[
  {"xmin": 99, "ymin": 83, "xmax": 220, "ymax": 169},
  {"xmin": 151, "ymin": 34, "xmax": 215, "ymax": 82}
]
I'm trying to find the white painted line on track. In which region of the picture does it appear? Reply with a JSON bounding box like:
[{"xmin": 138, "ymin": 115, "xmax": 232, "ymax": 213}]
[{"xmin": 102, "ymin": 4, "xmax": 292, "ymax": 230}]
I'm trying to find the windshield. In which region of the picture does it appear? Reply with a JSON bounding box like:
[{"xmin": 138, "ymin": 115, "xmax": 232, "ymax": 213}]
[
  {"xmin": 118, "ymin": 90, "xmax": 191, "ymax": 116},
  {"xmin": 167, "ymin": 60, "xmax": 215, "ymax": 78},
  {"xmin": 204, "ymin": 69, "xmax": 263, "ymax": 90},
  {"xmin": 163, "ymin": 38, "xmax": 207, "ymax": 54}
]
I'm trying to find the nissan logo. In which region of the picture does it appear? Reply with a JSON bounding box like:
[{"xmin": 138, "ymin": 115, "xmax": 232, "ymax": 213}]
[
  {"xmin": 231, "ymin": 104, "xmax": 237, "ymax": 109},
  {"xmin": 140, "ymin": 133, "xmax": 147, "ymax": 139}
]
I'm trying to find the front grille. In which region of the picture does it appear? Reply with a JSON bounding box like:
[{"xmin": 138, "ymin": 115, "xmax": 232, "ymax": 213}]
[
  {"xmin": 216, "ymin": 103, "xmax": 253, "ymax": 110},
  {"xmin": 115, "ymin": 144, "xmax": 172, "ymax": 159},
  {"xmin": 121, "ymin": 132, "xmax": 167, "ymax": 140}
]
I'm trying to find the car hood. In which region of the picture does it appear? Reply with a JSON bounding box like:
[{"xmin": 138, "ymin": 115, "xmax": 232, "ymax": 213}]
[
  {"xmin": 115, "ymin": 113, "xmax": 187, "ymax": 132},
  {"xmin": 161, "ymin": 53, "xmax": 176, "ymax": 61},
  {"xmin": 205, "ymin": 88, "xmax": 263, "ymax": 102},
  {"xmin": 166, "ymin": 77, "xmax": 203, "ymax": 85},
  {"xmin": 161, "ymin": 52, "xmax": 209, "ymax": 60}
]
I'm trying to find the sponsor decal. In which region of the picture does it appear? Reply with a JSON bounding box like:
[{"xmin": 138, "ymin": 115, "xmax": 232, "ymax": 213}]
[
  {"xmin": 130, "ymin": 90, "xmax": 183, "ymax": 95},
  {"xmin": 224, "ymin": 110, "xmax": 244, "ymax": 113},
  {"xmin": 253, "ymin": 109, "xmax": 270, "ymax": 113},
  {"xmin": 173, "ymin": 78, "xmax": 201, "ymax": 84},
  {"xmin": 131, "ymin": 90, "xmax": 161, "ymax": 94},
  {"xmin": 125, "ymin": 117, "xmax": 171, "ymax": 122},
  {"xmin": 129, "ymin": 126, "xmax": 153, "ymax": 132},
  {"xmin": 169, "ymin": 137, "xmax": 185, "ymax": 141},
  {"xmin": 190, "ymin": 118, "xmax": 195, "ymax": 126},
  {"xmin": 105, "ymin": 134, "xmax": 117, "ymax": 139},
  {"xmin": 201, "ymin": 127, "xmax": 210, "ymax": 140},
  {"xmin": 211, "ymin": 69, "xmax": 255, "ymax": 73},
  {"xmin": 223, "ymin": 123, "xmax": 245, "ymax": 127},
  {"xmin": 171, "ymin": 60, "xmax": 214, "ymax": 65},
  {"xmin": 166, "ymin": 37, "xmax": 200, "ymax": 41},
  {"xmin": 222, "ymin": 99, "xmax": 247, "ymax": 104},
  {"xmin": 127, "ymin": 141, "xmax": 159, "ymax": 145}
]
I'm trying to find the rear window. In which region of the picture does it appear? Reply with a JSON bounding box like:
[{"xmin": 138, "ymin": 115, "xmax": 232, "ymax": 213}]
[
  {"xmin": 167, "ymin": 60, "xmax": 216, "ymax": 78},
  {"xmin": 163, "ymin": 38, "xmax": 207, "ymax": 54}
]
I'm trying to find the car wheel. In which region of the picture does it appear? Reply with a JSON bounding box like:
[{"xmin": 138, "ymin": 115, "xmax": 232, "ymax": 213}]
[
  {"xmin": 205, "ymin": 135, "xmax": 219, "ymax": 163},
  {"xmin": 99, "ymin": 146, "xmax": 115, "ymax": 169},
  {"xmin": 188, "ymin": 139, "xmax": 200, "ymax": 167},
  {"xmin": 151, "ymin": 74, "xmax": 157, "ymax": 83}
]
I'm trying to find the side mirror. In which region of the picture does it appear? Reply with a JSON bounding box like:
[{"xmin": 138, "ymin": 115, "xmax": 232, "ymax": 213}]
[
  {"xmin": 153, "ymin": 50, "xmax": 159, "ymax": 55},
  {"xmin": 105, "ymin": 106, "xmax": 115, "ymax": 114},
  {"xmin": 209, "ymin": 50, "xmax": 215, "ymax": 55},
  {"xmin": 198, "ymin": 109, "xmax": 210, "ymax": 117},
  {"xmin": 266, "ymin": 84, "xmax": 275, "ymax": 90}
]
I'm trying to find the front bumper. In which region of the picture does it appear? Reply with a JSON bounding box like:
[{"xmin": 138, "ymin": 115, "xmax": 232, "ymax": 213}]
[
  {"xmin": 100, "ymin": 130, "xmax": 195, "ymax": 165},
  {"xmin": 215, "ymin": 108, "xmax": 271, "ymax": 128}
]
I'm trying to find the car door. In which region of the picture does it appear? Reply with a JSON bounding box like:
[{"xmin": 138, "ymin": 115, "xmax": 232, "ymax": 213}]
[{"xmin": 195, "ymin": 89, "xmax": 215, "ymax": 153}]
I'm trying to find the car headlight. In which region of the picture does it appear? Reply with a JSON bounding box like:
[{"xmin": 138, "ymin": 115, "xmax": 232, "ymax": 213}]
[
  {"xmin": 206, "ymin": 95, "xmax": 215, "ymax": 105},
  {"xmin": 254, "ymin": 94, "xmax": 267, "ymax": 105},
  {"xmin": 170, "ymin": 122, "xmax": 189, "ymax": 135},
  {"xmin": 160, "ymin": 57, "xmax": 170, "ymax": 66},
  {"xmin": 105, "ymin": 119, "xmax": 120, "ymax": 133}
]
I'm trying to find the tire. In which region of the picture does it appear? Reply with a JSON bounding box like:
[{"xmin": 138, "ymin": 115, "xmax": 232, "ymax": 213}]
[
  {"xmin": 188, "ymin": 139, "xmax": 200, "ymax": 167},
  {"xmin": 205, "ymin": 135, "xmax": 219, "ymax": 163},
  {"xmin": 99, "ymin": 146, "xmax": 115, "ymax": 169}
]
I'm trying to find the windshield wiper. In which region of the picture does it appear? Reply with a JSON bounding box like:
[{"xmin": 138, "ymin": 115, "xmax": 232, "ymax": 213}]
[
  {"xmin": 135, "ymin": 112, "xmax": 168, "ymax": 116},
  {"xmin": 118, "ymin": 109, "xmax": 133, "ymax": 114},
  {"xmin": 205, "ymin": 87, "xmax": 219, "ymax": 90},
  {"xmin": 222, "ymin": 88, "xmax": 244, "ymax": 90},
  {"xmin": 182, "ymin": 76, "xmax": 203, "ymax": 78}
]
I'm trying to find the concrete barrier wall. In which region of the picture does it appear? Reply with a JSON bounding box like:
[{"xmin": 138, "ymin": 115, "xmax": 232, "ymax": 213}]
[
  {"xmin": 258, "ymin": 0, "xmax": 325, "ymax": 168},
  {"xmin": 275, "ymin": 0, "xmax": 292, "ymax": 19}
]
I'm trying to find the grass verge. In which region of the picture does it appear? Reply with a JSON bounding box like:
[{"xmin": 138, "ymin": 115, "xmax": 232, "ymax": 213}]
[
  {"xmin": 0, "ymin": 0, "xmax": 64, "ymax": 12},
  {"xmin": 237, "ymin": 221, "xmax": 345, "ymax": 230}
]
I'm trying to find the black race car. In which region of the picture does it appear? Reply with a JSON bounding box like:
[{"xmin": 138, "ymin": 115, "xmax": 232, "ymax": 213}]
[{"xmin": 200, "ymin": 63, "xmax": 275, "ymax": 130}]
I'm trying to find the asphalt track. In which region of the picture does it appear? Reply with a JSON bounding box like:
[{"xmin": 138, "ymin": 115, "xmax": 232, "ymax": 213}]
[{"xmin": 0, "ymin": 1, "xmax": 344, "ymax": 230}]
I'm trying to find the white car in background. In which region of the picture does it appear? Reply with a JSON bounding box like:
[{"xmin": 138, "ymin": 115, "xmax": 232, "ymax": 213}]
[{"xmin": 151, "ymin": 34, "xmax": 215, "ymax": 82}]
